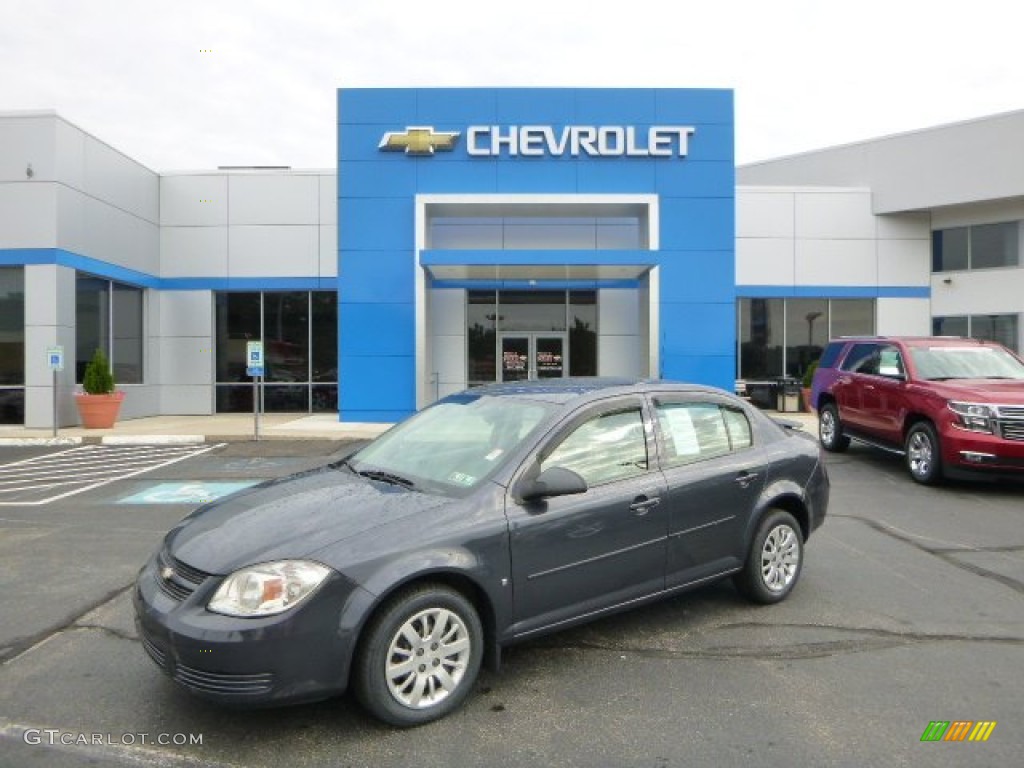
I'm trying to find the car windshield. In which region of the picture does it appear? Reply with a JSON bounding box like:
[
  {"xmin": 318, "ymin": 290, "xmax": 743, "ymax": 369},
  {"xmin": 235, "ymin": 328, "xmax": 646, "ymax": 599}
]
[
  {"xmin": 347, "ymin": 395, "xmax": 554, "ymax": 494},
  {"xmin": 909, "ymin": 346, "xmax": 1024, "ymax": 380}
]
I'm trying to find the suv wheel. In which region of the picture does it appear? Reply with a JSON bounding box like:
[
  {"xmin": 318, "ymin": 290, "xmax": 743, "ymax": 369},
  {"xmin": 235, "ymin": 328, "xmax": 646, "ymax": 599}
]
[
  {"xmin": 905, "ymin": 421, "xmax": 943, "ymax": 485},
  {"xmin": 818, "ymin": 403, "xmax": 850, "ymax": 452}
]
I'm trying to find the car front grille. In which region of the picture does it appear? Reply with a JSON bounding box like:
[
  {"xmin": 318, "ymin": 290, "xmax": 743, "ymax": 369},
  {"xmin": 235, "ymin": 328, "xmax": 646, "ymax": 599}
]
[
  {"xmin": 173, "ymin": 664, "xmax": 275, "ymax": 696},
  {"xmin": 993, "ymin": 405, "xmax": 1024, "ymax": 442},
  {"xmin": 141, "ymin": 635, "xmax": 168, "ymax": 670},
  {"xmin": 156, "ymin": 549, "xmax": 211, "ymax": 603}
]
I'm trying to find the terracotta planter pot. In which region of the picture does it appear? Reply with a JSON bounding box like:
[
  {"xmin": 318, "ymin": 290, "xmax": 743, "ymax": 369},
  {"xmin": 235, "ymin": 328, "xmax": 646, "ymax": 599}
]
[
  {"xmin": 801, "ymin": 387, "xmax": 814, "ymax": 413},
  {"xmin": 75, "ymin": 392, "xmax": 125, "ymax": 429}
]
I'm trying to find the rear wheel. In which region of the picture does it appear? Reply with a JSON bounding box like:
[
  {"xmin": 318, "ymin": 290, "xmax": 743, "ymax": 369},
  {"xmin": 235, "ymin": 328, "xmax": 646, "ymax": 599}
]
[
  {"xmin": 353, "ymin": 585, "xmax": 483, "ymax": 727},
  {"xmin": 818, "ymin": 403, "xmax": 850, "ymax": 452},
  {"xmin": 734, "ymin": 509, "xmax": 804, "ymax": 604},
  {"xmin": 905, "ymin": 421, "xmax": 943, "ymax": 485}
]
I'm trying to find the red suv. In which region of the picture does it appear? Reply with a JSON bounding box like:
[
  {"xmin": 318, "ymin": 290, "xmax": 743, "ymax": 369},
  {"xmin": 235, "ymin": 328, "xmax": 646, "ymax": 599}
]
[{"xmin": 810, "ymin": 336, "xmax": 1024, "ymax": 484}]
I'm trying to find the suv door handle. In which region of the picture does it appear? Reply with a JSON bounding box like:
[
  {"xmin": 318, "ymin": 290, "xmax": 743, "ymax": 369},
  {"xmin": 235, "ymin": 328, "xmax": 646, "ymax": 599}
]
[
  {"xmin": 629, "ymin": 496, "xmax": 660, "ymax": 515},
  {"xmin": 734, "ymin": 471, "xmax": 760, "ymax": 488}
]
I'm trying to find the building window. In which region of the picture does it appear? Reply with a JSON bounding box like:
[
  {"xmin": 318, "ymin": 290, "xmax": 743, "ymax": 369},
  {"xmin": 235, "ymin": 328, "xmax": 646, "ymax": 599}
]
[
  {"xmin": 738, "ymin": 298, "xmax": 875, "ymax": 381},
  {"xmin": 0, "ymin": 268, "xmax": 25, "ymax": 425},
  {"xmin": 75, "ymin": 274, "xmax": 144, "ymax": 384},
  {"xmin": 933, "ymin": 314, "xmax": 1019, "ymax": 353},
  {"xmin": 933, "ymin": 222, "xmax": 1020, "ymax": 272},
  {"xmin": 215, "ymin": 291, "xmax": 337, "ymax": 413}
]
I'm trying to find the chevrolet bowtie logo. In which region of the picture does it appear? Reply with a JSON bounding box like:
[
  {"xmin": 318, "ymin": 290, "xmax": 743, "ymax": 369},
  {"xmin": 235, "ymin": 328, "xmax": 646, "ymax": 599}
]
[{"xmin": 378, "ymin": 126, "xmax": 460, "ymax": 155}]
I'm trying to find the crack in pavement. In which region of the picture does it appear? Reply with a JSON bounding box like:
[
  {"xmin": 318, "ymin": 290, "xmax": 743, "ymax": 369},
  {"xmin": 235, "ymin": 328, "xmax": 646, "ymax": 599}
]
[
  {"xmin": 833, "ymin": 513, "xmax": 1024, "ymax": 595},
  {"xmin": 1, "ymin": 584, "xmax": 134, "ymax": 665},
  {"xmin": 529, "ymin": 621, "xmax": 1024, "ymax": 661}
]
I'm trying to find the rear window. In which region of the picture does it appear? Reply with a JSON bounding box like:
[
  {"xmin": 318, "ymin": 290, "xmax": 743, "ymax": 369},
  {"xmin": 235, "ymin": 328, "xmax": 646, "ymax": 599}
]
[{"xmin": 818, "ymin": 342, "xmax": 846, "ymax": 369}]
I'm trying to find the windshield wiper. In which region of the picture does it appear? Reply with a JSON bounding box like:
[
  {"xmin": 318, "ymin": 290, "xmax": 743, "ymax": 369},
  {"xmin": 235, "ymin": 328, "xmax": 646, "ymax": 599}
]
[{"xmin": 357, "ymin": 468, "xmax": 417, "ymax": 489}]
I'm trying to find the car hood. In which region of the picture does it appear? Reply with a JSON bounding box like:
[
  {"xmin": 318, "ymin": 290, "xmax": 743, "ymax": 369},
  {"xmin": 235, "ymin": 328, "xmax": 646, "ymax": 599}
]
[
  {"xmin": 918, "ymin": 379, "xmax": 1024, "ymax": 405},
  {"xmin": 165, "ymin": 466, "xmax": 453, "ymax": 575}
]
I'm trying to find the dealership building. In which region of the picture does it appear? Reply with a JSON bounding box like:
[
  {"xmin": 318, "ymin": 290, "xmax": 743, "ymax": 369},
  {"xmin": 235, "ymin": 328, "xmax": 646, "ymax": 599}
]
[{"xmin": 1, "ymin": 88, "xmax": 1022, "ymax": 427}]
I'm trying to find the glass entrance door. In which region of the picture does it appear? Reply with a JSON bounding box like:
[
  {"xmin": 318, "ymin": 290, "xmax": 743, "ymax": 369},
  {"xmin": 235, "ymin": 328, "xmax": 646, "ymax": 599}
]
[{"xmin": 500, "ymin": 334, "xmax": 567, "ymax": 382}]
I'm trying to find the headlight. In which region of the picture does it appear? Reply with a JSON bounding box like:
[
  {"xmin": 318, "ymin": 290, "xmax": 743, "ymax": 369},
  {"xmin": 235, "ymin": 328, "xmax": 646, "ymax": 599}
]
[
  {"xmin": 948, "ymin": 401, "xmax": 995, "ymax": 434},
  {"xmin": 208, "ymin": 561, "xmax": 331, "ymax": 617}
]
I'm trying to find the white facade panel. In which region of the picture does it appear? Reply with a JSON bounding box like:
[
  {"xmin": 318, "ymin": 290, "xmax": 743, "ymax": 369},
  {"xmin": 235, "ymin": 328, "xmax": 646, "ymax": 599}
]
[
  {"xmin": 736, "ymin": 238, "xmax": 795, "ymax": 285},
  {"xmin": 876, "ymin": 212, "xmax": 931, "ymax": 240},
  {"xmin": 228, "ymin": 226, "xmax": 318, "ymax": 277},
  {"xmin": 319, "ymin": 226, "xmax": 338, "ymax": 278},
  {"xmin": 598, "ymin": 335, "xmax": 640, "ymax": 377},
  {"xmin": 795, "ymin": 191, "xmax": 875, "ymax": 240},
  {"xmin": 736, "ymin": 190, "xmax": 794, "ymax": 238},
  {"xmin": 54, "ymin": 117, "xmax": 86, "ymax": 190},
  {"xmin": 158, "ymin": 291, "xmax": 213, "ymax": 338},
  {"xmin": 0, "ymin": 183, "xmax": 57, "ymax": 248},
  {"xmin": 73, "ymin": 192, "xmax": 160, "ymax": 276},
  {"xmin": 228, "ymin": 175, "xmax": 319, "ymax": 225},
  {"xmin": 82, "ymin": 133, "xmax": 158, "ymax": 223},
  {"xmin": 431, "ymin": 335, "xmax": 467, "ymax": 395},
  {"xmin": 597, "ymin": 289, "xmax": 639, "ymax": 335},
  {"xmin": 876, "ymin": 298, "xmax": 931, "ymax": 336},
  {"xmin": 795, "ymin": 239, "xmax": 877, "ymax": 285},
  {"xmin": 0, "ymin": 115, "xmax": 55, "ymax": 182},
  {"xmin": 319, "ymin": 174, "xmax": 337, "ymax": 224},
  {"xmin": 159, "ymin": 337, "xmax": 213, "ymax": 386},
  {"xmin": 877, "ymin": 239, "xmax": 931, "ymax": 286},
  {"xmin": 930, "ymin": 268, "xmax": 1024, "ymax": 316},
  {"xmin": 429, "ymin": 288, "xmax": 466, "ymax": 337},
  {"xmin": 161, "ymin": 227, "xmax": 228, "ymax": 277},
  {"xmin": 24, "ymin": 264, "xmax": 75, "ymax": 329},
  {"xmin": 160, "ymin": 175, "xmax": 228, "ymax": 226}
]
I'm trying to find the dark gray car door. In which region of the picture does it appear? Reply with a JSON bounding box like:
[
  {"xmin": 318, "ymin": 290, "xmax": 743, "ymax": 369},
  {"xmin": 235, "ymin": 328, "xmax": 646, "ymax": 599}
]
[
  {"xmin": 505, "ymin": 397, "xmax": 669, "ymax": 638},
  {"xmin": 651, "ymin": 396, "xmax": 767, "ymax": 588}
]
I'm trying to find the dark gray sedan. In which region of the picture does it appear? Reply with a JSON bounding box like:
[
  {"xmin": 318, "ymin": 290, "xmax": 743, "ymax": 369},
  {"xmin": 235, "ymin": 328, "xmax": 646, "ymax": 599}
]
[{"xmin": 134, "ymin": 379, "xmax": 829, "ymax": 726}]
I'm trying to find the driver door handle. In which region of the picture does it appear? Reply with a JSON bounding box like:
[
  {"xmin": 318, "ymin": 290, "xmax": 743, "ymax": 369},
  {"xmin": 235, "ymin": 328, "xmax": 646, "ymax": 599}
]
[
  {"xmin": 629, "ymin": 496, "xmax": 660, "ymax": 515},
  {"xmin": 734, "ymin": 471, "xmax": 760, "ymax": 488}
]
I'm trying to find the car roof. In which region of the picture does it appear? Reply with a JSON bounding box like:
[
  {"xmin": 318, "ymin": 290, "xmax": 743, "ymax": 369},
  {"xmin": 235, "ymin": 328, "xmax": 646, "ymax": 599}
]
[
  {"xmin": 829, "ymin": 336, "xmax": 999, "ymax": 348},
  {"xmin": 456, "ymin": 378, "xmax": 730, "ymax": 404}
]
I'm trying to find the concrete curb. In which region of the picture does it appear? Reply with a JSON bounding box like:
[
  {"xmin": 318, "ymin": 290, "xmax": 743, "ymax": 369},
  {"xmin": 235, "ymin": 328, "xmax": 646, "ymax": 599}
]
[
  {"xmin": 0, "ymin": 437, "xmax": 84, "ymax": 447},
  {"xmin": 101, "ymin": 435, "xmax": 206, "ymax": 445}
]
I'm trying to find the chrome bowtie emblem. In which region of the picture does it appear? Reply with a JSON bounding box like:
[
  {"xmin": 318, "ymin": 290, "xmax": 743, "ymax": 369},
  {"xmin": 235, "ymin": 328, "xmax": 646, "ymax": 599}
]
[{"xmin": 161, "ymin": 566, "xmax": 175, "ymax": 581}]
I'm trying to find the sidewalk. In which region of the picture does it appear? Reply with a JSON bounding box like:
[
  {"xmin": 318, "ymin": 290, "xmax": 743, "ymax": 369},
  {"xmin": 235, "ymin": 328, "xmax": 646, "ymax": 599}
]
[
  {"xmin": 0, "ymin": 409, "xmax": 819, "ymax": 446},
  {"xmin": 0, "ymin": 413, "xmax": 392, "ymax": 446}
]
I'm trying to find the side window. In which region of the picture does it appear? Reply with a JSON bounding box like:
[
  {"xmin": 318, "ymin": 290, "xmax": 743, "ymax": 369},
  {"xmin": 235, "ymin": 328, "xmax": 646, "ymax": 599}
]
[
  {"xmin": 877, "ymin": 345, "xmax": 905, "ymax": 378},
  {"xmin": 818, "ymin": 342, "xmax": 845, "ymax": 370},
  {"xmin": 655, "ymin": 402, "xmax": 731, "ymax": 467},
  {"xmin": 841, "ymin": 343, "xmax": 878, "ymax": 373},
  {"xmin": 722, "ymin": 407, "xmax": 753, "ymax": 450},
  {"xmin": 541, "ymin": 407, "xmax": 647, "ymax": 486}
]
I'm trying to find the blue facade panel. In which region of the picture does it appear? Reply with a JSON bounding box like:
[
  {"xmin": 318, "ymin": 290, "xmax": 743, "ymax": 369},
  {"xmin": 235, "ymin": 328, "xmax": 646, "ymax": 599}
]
[{"xmin": 339, "ymin": 88, "xmax": 735, "ymax": 422}]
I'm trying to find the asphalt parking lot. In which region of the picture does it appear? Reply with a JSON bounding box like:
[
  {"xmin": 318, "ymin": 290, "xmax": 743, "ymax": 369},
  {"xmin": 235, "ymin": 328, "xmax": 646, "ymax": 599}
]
[{"xmin": 0, "ymin": 437, "xmax": 1021, "ymax": 768}]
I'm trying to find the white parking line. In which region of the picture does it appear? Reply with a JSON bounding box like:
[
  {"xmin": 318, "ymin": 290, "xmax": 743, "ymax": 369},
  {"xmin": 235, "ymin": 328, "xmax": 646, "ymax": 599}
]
[{"xmin": 0, "ymin": 444, "xmax": 225, "ymax": 505}]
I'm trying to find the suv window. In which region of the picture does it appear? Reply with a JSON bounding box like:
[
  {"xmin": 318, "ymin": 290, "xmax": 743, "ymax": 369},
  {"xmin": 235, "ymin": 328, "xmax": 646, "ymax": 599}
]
[
  {"xmin": 877, "ymin": 346, "xmax": 905, "ymax": 378},
  {"xmin": 818, "ymin": 342, "xmax": 846, "ymax": 370},
  {"xmin": 840, "ymin": 343, "xmax": 879, "ymax": 373}
]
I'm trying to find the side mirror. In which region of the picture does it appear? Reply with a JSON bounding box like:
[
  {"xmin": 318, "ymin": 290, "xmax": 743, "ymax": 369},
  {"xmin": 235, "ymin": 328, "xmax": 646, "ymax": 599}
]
[{"xmin": 519, "ymin": 467, "xmax": 588, "ymax": 502}]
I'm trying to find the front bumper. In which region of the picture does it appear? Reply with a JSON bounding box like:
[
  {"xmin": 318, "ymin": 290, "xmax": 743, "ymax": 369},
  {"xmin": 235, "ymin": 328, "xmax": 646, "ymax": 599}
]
[
  {"xmin": 133, "ymin": 551, "xmax": 374, "ymax": 706},
  {"xmin": 941, "ymin": 424, "xmax": 1024, "ymax": 474}
]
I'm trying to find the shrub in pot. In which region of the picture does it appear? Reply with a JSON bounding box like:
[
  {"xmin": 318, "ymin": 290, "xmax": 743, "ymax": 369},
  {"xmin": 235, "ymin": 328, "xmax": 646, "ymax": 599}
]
[{"xmin": 74, "ymin": 348, "xmax": 125, "ymax": 428}]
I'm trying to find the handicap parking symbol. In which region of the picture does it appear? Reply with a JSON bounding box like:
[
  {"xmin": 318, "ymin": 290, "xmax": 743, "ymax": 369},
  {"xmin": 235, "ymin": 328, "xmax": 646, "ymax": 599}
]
[{"xmin": 119, "ymin": 481, "xmax": 259, "ymax": 505}]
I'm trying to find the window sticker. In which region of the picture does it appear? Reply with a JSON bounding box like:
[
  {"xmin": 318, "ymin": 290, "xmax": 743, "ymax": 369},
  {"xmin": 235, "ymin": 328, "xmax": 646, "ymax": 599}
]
[
  {"xmin": 662, "ymin": 407, "xmax": 700, "ymax": 456},
  {"xmin": 485, "ymin": 449, "xmax": 504, "ymax": 462},
  {"xmin": 447, "ymin": 471, "xmax": 477, "ymax": 486}
]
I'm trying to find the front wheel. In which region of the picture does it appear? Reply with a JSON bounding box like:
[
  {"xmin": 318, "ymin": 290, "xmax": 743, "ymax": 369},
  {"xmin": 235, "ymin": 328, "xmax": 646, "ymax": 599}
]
[
  {"xmin": 818, "ymin": 403, "xmax": 850, "ymax": 452},
  {"xmin": 734, "ymin": 509, "xmax": 804, "ymax": 604},
  {"xmin": 353, "ymin": 585, "xmax": 483, "ymax": 727},
  {"xmin": 905, "ymin": 421, "xmax": 943, "ymax": 485}
]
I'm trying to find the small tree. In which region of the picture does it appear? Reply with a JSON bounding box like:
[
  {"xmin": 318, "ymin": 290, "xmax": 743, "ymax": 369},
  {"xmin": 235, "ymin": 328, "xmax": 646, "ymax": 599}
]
[
  {"xmin": 82, "ymin": 348, "xmax": 115, "ymax": 395},
  {"xmin": 802, "ymin": 359, "xmax": 819, "ymax": 389}
]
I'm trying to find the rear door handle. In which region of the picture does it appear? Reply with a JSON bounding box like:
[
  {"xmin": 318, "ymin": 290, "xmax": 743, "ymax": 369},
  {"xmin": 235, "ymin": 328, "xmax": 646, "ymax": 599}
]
[
  {"xmin": 629, "ymin": 496, "xmax": 660, "ymax": 515},
  {"xmin": 734, "ymin": 471, "xmax": 760, "ymax": 488}
]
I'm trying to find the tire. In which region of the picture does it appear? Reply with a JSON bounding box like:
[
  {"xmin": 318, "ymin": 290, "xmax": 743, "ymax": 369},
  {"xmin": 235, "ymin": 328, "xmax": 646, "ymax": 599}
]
[
  {"xmin": 734, "ymin": 509, "xmax": 804, "ymax": 604},
  {"xmin": 905, "ymin": 421, "xmax": 943, "ymax": 486},
  {"xmin": 353, "ymin": 584, "xmax": 483, "ymax": 727},
  {"xmin": 818, "ymin": 402, "xmax": 850, "ymax": 452}
]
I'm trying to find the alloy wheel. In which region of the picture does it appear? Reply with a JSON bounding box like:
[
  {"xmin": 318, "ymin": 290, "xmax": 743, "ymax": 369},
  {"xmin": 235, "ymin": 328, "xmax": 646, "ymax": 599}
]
[
  {"xmin": 385, "ymin": 607, "xmax": 471, "ymax": 709},
  {"xmin": 760, "ymin": 524, "xmax": 800, "ymax": 592}
]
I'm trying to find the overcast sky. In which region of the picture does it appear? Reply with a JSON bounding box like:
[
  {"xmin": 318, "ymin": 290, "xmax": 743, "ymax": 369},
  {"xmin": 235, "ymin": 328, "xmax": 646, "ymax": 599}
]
[{"xmin": 3, "ymin": 0, "xmax": 1021, "ymax": 171}]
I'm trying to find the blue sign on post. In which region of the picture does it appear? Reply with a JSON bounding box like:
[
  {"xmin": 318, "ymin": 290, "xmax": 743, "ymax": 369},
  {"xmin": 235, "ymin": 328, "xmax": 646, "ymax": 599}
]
[
  {"xmin": 47, "ymin": 346, "xmax": 64, "ymax": 371},
  {"xmin": 246, "ymin": 366, "xmax": 265, "ymax": 377}
]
